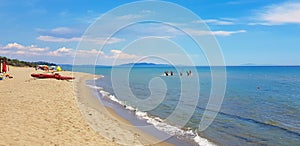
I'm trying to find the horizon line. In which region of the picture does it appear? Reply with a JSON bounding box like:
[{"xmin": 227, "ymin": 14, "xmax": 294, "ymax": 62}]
[{"xmin": 59, "ymin": 64, "xmax": 300, "ymax": 67}]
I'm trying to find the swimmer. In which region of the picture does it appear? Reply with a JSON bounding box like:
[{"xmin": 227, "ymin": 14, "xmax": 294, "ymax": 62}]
[{"xmin": 164, "ymin": 71, "xmax": 169, "ymax": 76}]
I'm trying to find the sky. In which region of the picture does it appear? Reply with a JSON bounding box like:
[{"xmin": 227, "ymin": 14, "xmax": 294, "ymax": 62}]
[{"xmin": 0, "ymin": 0, "xmax": 299, "ymax": 66}]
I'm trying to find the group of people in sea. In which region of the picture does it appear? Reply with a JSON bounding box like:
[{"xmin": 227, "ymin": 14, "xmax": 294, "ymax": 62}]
[{"xmin": 164, "ymin": 70, "xmax": 192, "ymax": 76}]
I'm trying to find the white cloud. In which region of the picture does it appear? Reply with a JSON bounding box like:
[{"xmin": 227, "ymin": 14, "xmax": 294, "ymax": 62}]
[
  {"xmin": 254, "ymin": 2, "xmax": 300, "ymax": 25},
  {"xmin": 49, "ymin": 47, "xmax": 107, "ymax": 57},
  {"xmin": 84, "ymin": 37, "xmax": 125, "ymax": 45},
  {"xmin": 1, "ymin": 42, "xmax": 49, "ymax": 55},
  {"xmin": 15, "ymin": 51, "xmax": 26, "ymax": 55},
  {"xmin": 122, "ymin": 22, "xmax": 243, "ymax": 38},
  {"xmin": 37, "ymin": 26, "xmax": 123, "ymax": 45},
  {"xmin": 194, "ymin": 19, "xmax": 234, "ymax": 25},
  {"xmin": 77, "ymin": 49, "xmax": 98, "ymax": 54},
  {"xmin": 37, "ymin": 27, "xmax": 79, "ymax": 36},
  {"xmin": 4, "ymin": 42, "xmax": 26, "ymax": 49},
  {"xmin": 0, "ymin": 42, "xmax": 55, "ymax": 56},
  {"xmin": 76, "ymin": 49, "xmax": 136, "ymax": 60},
  {"xmin": 28, "ymin": 45, "xmax": 48, "ymax": 52},
  {"xmin": 166, "ymin": 22, "xmax": 187, "ymax": 27},
  {"xmin": 184, "ymin": 28, "xmax": 246, "ymax": 36},
  {"xmin": 50, "ymin": 27, "xmax": 76, "ymax": 35},
  {"xmin": 110, "ymin": 49, "xmax": 122, "ymax": 54},
  {"xmin": 0, "ymin": 41, "xmax": 135, "ymax": 60},
  {"xmin": 76, "ymin": 49, "xmax": 104, "ymax": 56},
  {"xmin": 0, "ymin": 42, "xmax": 106, "ymax": 59},
  {"xmin": 0, "ymin": 50, "xmax": 9, "ymax": 54},
  {"xmin": 145, "ymin": 36, "xmax": 172, "ymax": 39},
  {"xmin": 37, "ymin": 35, "xmax": 124, "ymax": 44},
  {"xmin": 37, "ymin": 26, "xmax": 84, "ymax": 43},
  {"xmin": 37, "ymin": 36, "xmax": 81, "ymax": 42},
  {"xmin": 117, "ymin": 14, "xmax": 142, "ymax": 20},
  {"xmin": 247, "ymin": 22, "xmax": 271, "ymax": 26},
  {"xmin": 48, "ymin": 47, "xmax": 73, "ymax": 56},
  {"xmin": 211, "ymin": 30, "xmax": 246, "ymax": 36},
  {"xmin": 106, "ymin": 49, "xmax": 138, "ymax": 59},
  {"xmin": 127, "ymin": 23, "xmax": 182, "ymax": 39}
]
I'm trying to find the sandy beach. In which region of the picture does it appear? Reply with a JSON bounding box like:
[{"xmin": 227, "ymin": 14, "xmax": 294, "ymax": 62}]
[{"xmin": 0, "ymin": 67, "xmax": 171, "ymax": 145}]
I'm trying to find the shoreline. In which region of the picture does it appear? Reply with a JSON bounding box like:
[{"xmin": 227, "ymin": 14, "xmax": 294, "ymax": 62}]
[
  {"xmin": 79, "ymin": 73, "xmax": 213, "ymax": 146},
  {"xmin": 73, "ymin": 72, "xmax": 174, "ymax": 145}
]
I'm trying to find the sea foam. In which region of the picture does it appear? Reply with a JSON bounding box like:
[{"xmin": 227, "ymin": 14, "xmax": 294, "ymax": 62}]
[{"xmin": 94, "ymin": 85, "xmax": 215, "ymax": 146}]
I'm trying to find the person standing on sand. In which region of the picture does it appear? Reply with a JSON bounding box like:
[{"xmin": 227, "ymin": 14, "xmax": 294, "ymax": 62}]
[{"xmin": 2, "ymin": 60, "xmax": 7, "ymax": 73}]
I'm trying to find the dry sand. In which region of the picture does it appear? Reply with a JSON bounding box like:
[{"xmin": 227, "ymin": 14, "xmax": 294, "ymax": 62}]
[{"xmin": 0, "ymin": 66, "xmax": 172, "ymax": 146}]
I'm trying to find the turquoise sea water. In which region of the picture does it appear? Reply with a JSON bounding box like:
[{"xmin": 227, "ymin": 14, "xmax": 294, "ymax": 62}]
[{"xmin": 66, "ymin": 66, "xmax": 300, "ymax": 145}]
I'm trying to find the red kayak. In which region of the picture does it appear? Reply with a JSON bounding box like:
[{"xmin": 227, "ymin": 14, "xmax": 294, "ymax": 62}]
[{"xmin": 31, "ymin": 73, "xmax": 75, "ymax": 80}]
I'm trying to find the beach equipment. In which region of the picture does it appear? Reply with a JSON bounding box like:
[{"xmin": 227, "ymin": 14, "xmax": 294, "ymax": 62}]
[
  {"xmin": 5, "ymin": 74, "xmax": 13, "ymax": 78},
  {"xmin": 0, "ymin": 73, "xmax": 4, "ymax": 80},
  {"xmin": 31, "ymin": 73, "xmax": 75, "ymax": 80},
  {"xmin": 50, "ymin": 66, "xmax": 56, "ymax": 70},
  {"xmin": 56, "ymin": 66, "xmax": 62, "ymax": 71},
  {"xmin": 37, "ymin": 65, "xmax": 49, "ymax": 71},
  {"xmin": 31, "ymin": 73, "xmax": 55, "ymax": 79}
]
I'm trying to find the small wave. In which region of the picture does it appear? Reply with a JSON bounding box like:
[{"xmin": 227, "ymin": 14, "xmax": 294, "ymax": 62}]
[
  {"xmin": 194, "ymin": 133, "xmax": 216, "ymax": 146},
  {"xmin": 99, "ymin": 90, "xmax": 109, "ymax": 96},
  {"xmin": 98, "ymin": 88, "xmax": 215, "ymax": 146},
  {"xmin": 91, "ymin": 75, "xmax": 104, "ymax": 80},
  {"xmin": 86, "ymin": 84, "xmax": 103, "ymax": 90},
  {"xmin": 125, "ymin": 105, "xmax": 136, "ymax": 111},
  {"xmin": 136, "ymin": 110, "xmax": 215, "ymax": 146}
]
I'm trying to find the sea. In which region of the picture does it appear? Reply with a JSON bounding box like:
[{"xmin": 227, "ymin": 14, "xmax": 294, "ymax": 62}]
[{"xmin": 63, "ymin": 65, "xmax": 300, "ymax": 146}]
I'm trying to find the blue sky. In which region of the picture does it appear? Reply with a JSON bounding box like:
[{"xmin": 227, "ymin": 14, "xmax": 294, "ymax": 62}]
[{"xmin": 0, "ymin": 0, "xmax": 299, "ymax": 65}]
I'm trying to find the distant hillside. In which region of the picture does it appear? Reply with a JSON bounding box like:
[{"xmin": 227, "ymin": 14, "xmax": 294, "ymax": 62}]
[
  {"xmin": 240, "ymin": 63, "xmax": 258, "ymax": 66},
  {"xmin": 0, "ymin": 56, "xmax": 56, "ymax": 67},
  {"xmin": 118, "ymin": 62, "xmax": 171, "ymax": 67},
  {"xmin": 239, "ymin": 63, "xmax": 278, "ymax": 66},
  {"xmin": 33, "ymin": 61, "xmax": 57, "ymax": 66}
]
